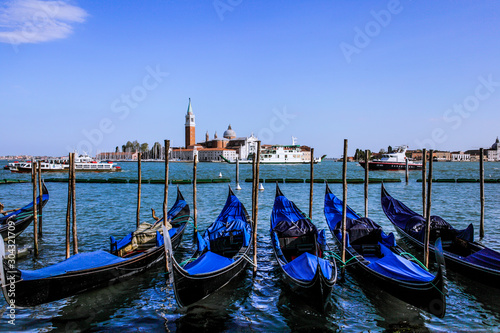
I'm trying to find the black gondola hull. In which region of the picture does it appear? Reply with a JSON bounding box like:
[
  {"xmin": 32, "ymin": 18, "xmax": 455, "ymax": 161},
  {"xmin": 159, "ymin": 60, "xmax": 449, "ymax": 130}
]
[
  {"xmin": 171, "ymin": 246, "xmax": 251, "ymax": 308},
  {"xmin": 5, "ymin": 246, "xmax": 165, "ymax": 307}
]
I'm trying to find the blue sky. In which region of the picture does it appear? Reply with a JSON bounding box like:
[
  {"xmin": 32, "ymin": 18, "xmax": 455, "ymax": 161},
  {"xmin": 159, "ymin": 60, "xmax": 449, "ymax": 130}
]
[{"xmin": 1, "ymin": 0, "xmax": 499, "ymax": 157}]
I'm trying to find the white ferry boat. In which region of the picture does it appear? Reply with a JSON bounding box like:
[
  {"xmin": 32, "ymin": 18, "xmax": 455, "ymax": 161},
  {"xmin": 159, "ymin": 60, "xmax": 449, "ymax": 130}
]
[
  {"xmin": 222, "ymin": 138, "xmax": 325, "ymax": 164},
  {"xmin": 359, "ymin": 145, "xmax": 422, "ymax": 171},
  {"xmin": 9, "ymin": 153, "xmax": 121, "ymax": 173}
]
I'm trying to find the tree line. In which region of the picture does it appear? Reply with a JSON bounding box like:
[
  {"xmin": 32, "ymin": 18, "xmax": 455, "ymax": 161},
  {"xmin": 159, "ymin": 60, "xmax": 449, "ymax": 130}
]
[{"xmin": 117, "ymin": 140, "xmax": 164, "ymax": 159}]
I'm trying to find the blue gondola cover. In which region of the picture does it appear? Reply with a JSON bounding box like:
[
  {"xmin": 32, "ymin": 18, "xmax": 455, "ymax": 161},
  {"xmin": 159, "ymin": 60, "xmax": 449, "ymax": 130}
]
[
  {"xmin": 283, "ymin": 252, "xmax": 333, "ymax": 281},
  {"xmin": 184, "ymin": 251, "xmax": 234, "ymax": 275},
  {"xmin": 20, "ymin": 251, "xmax": 127, "ymax": 281}
]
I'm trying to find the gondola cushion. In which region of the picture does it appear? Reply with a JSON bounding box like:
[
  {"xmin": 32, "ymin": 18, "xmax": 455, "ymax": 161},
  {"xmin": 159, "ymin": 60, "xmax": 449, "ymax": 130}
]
[
  {"xmin": 183, "ymin": 251, "xmax": 234, "ymax": 275},
  {"xmin": 20, "ymin": 250, "xmax": 127, "ymax": 281},
  {"xmin": 367, "ymin": 244, "xmax": 434, "ymax": 282},
  {"xmin": 282, "ymin": 252, "xmax": 333, "ymax": 281}
]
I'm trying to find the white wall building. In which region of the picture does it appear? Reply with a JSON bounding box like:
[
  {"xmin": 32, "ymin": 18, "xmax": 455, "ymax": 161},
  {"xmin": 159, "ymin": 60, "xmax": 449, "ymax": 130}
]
[{"xmin": 451, "ymin": 151, "xmax": 471, "ymax": 162}]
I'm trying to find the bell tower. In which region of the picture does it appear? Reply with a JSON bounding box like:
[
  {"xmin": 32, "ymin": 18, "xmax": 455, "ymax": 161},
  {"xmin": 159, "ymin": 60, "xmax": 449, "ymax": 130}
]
[{"xmin": 185, "ymin": 98, "xmax": 195, "ymax": 148}]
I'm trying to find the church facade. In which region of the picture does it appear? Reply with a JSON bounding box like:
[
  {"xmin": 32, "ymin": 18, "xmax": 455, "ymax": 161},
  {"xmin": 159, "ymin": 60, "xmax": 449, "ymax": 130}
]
[{"xmin": 170, "ymin": 99, "xmax": 259, "ymax": 162}]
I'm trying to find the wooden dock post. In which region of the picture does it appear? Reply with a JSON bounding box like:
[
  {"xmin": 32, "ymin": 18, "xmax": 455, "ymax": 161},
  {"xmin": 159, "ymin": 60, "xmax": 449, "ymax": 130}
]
[
  {"xmin": 163, "ymin": 140, "xmax": 170, "ymax": 227},
  {"xmin": 252, "ymin": 153, "xmax": 256, "ymax": 224},
  {"xmin": 66, "ymin": 153, "xmax": 72, "ymax": 259},
  {"xmin": 37, "ymin": 161, "xmax": 43, "ymax": 237},
  {"xmin": 342, "ymin": 139, "xmax": 348, "ymax": 275},
  {"xmin": 137, "ymin": 152, "xmax": 142, "ymax": 228},
  {"xmin": 364, "ymin": 149, "xmax": 369, "ymax": 217},
  {"xmin": 480, "ymin": 148, "xmax": 485, "ymax": 239},
  {"xmin": 422, "ymin": 148, "xmax": 427, "ymax": 218},
  {"xmin": 71, "ymin": 152, "xmax": 78, "ymax": 255},
  {"xmin": 235, "ymin": 158, "xmax": 241, "ymax": 190},
  {"xmin": 309, "ymin": 148, "xmax": 314, "ymax": 219},
  {"xmin": 193, "ymin": 154, "xmax": 198, "ymax": 238},
  {"xmin": 32, "ymin": 161, "xmax": 38, "ymax": 258},
  {"xmin": 405, "ymin": 157, "xmax": 409, "ymax": 184},
  {"xmin": 424, "ymin": 149, "xmax": 433, "ymax": 269},
  {"xmin": 253, "ymin": 141, "xmax": 261, "ymax": 275}
]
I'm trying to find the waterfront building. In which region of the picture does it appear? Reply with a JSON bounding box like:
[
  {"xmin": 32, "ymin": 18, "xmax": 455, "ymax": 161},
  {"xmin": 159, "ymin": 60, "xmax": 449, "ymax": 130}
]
[
  {"xmin": 451, "ymin": 151, "xmax": 471, "ymax": 162},
  {"xmin": 488, "ymin": 137, "xmax": 500, "ymax": 161}
]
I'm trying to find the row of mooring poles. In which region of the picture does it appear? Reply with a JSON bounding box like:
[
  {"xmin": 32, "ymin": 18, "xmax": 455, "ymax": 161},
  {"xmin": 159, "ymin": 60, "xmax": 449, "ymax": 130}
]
[{"xmin": 65, "ymin": 152, "xmax": 78, "ymax": 259}]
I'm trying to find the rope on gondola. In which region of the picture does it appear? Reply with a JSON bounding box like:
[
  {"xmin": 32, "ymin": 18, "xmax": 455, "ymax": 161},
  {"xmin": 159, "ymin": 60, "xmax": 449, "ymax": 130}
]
[
  {"xmin": 168, "ymin": 215, "xmax": 197, "ymax": 232},
  {"xmin": 323, "ymin": 250, "xmax": 361, "ymax": 268},
  {"xmin": 399, "ymin": 252, "xmax": 429, "ymax": 271},
  {"xmin": 240, "ymin": 253, "xmax": 257, "ymax": 267}
]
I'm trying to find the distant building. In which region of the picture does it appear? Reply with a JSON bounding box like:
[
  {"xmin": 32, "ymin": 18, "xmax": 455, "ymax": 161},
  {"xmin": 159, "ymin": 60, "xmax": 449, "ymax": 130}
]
[
  {"xmin": 451, "ymin": 151, "xmax": 470, "ymax": 162},
  {"xmin": 488, "ymin": 137, "xmax": 500, "ymax": 161},
  {"xmin": 171, "ymin": 99, "xmax": 259, "ymax": 161}
]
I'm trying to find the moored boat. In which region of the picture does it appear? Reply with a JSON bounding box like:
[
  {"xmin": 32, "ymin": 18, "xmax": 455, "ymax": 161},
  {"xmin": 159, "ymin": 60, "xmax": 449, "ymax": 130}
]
[
  {"xmin": 0, "ymin": 182, "xmax": 49, "ymax": 240},
  {"xmin": 270, "ymin": 184, "xmax": 337, "ymax": 308},
  {"xmin": 360, "ymin": 145, "xmax": 422, "ymax": 171},
  {"xmin": 324, "ymin": 184, "xmax": 446, "ymax": 317},
  {"xmin": 0, "ymin": 188, "xmax": 188, "ymax": 307},
  {"xmin": 163, "ymin": 187, "xmax": 252, "ymax": 308},
  {"xmin": 381, "ymin": 184, "xmax": 500, "ymax": 287},
  {"xmin": 9, "ymin": 153, "xmax": 121, "ymax": 173}
]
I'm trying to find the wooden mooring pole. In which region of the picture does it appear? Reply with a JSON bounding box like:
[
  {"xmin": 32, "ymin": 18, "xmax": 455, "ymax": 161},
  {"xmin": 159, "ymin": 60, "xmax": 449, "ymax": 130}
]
[
  {"xmin": 424, "ymin": 150, "xmax": 433, "ymax": 269},
  {"xmin": 309, "ymin": 148, "xmax": 314, "ymax": 219},
  {"xmin": 422, "ymin": 149, "xmax": 427, "ymax": 218},
  {"xmin": 163, "ymin": 140, "xmax": 170, "ymax": 274},
  {"xmin": 137, "ymin": 152, "xmax": 142, "ymax": 228},
  {"xmin": 235, "ymin": 158, "xmax": 241, "ymax": 190},
  {"xmin": 163, "ymin": 140, "xmax": 170, "ymax": 227},
  {"xmin": 480, "ymin": 148, "xmax": 485, "ymax": 239},
  {"xmin": 342, "ymin": 139, "xmax": 348, "ymax": 275},
  {"xmin": 71, "ymin": 152, "xmax": 78, "ymax": 255},
  {"xmin": 32, "ymin": 161, "xmax": 38, "ymax": 257},
  {"xmin": 37, "ymin": 161, "xmax": 43, "ymax": 237},
  {"xmin": 364, "ymin": 150, "xmax": 369, "ymax": 217},
  {"xmin": 66, "ymin": 153, "xmax": 72, "ymax": 259},
  {"xmin": 253, "ymin": 141, "xmax": 261, "ymax": 275},
  {"xmin": 193, "ymin": 154, "xmax": 198, "ymax": 238},
  {"xmin": 405, "ymin": 157, "xmax": 409, "ymax": 184}
]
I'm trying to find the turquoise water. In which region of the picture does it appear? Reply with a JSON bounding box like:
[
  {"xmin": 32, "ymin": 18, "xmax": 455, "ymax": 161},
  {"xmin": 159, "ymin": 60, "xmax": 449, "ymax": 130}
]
[{"xmin": 1, "ymin": 161, "xmax": 500, "ymax": 332}]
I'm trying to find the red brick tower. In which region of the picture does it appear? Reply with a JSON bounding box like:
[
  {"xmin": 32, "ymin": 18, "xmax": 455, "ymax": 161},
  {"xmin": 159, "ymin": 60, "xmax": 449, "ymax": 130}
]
[{"xmin": 185, "ymin": 98, "xmax": 195, "ymax": 148}]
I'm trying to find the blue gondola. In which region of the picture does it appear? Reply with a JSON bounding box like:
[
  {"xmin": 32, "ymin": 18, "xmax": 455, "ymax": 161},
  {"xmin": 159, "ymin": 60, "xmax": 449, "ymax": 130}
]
[
  {"xmin": 0, "ymin": 182, "xmax": 49, "ymax": 240},
  {"xmin": 270, "ymin": 184, "xmax": 337, "ymax": 308},
  {"xmin": 324, "ymin": 184, "xmax": 447, "ymax": 318},
  {"xmin": 0, "ymin": 187, "xmax": 189, "ymax": 307},
  {"xmin": 163, "ymin": 186, "xmax": 252, "ymax": 308},
  {"xmin": 381, "ymin": 183, "xmax": 500, "ymax": 287}
]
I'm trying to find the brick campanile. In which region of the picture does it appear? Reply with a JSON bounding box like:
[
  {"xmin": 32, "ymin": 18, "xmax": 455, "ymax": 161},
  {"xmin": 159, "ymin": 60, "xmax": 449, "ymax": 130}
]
[{"xmin": 185, "ymin": 98, "xmax": 195, "ymax": 148}]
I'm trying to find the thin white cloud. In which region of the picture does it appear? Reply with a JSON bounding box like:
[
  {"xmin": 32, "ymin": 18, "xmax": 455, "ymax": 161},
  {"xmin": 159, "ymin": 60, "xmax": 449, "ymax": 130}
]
[{"xmin": 0, "ymin": 0, "xmax": 87, "ymax": 45}]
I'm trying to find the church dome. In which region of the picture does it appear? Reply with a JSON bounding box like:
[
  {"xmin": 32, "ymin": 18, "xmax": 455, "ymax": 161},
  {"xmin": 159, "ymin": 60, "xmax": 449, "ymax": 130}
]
[
  {"xmin": 492, "ymin": 137, "xmax": 499, "ymax": 150},
  {"xmin": 223, "ymin": 124, "xmax": 236, "ymax": 139}
]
